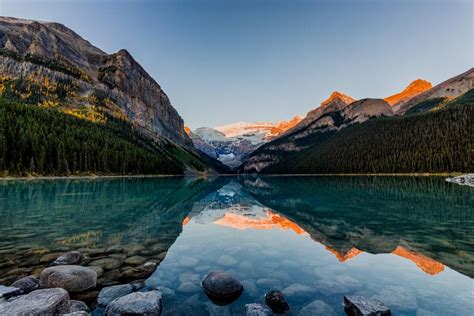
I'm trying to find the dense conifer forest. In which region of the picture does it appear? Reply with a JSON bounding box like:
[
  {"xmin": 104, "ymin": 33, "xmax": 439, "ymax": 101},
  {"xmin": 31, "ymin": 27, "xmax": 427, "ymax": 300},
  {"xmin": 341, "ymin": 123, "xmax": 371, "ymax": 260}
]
[
  {"xmin": 251, "ymin": 90, "xmax": 474, "ymax": 174},
  {"xmin": 0, "ymin": 98, "xmax": 214, "ymax": 176}
]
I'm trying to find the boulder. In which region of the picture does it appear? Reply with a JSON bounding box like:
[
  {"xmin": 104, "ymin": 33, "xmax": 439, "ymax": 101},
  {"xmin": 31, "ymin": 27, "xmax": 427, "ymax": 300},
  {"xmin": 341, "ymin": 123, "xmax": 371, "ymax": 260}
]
[
  {"xmin": 244, "ymin": 303, "xmax": 273, "ymax": 316},
  {"xmin": 11, "ymin": 276, "xmax": 39, "ymax": 294},
  {"xmin": 265, "ymin": 290, "xmax": 290, "ymax": 314},
  {"xmin": 299, "ymin": 300, "xmax": 336, "ymax": 316},
  {"xmin": 0, "ymin": 285, "xmax": 21, "ymax": 299},
  {"xmin": 201, "ymin": 271, "xmax": 243, "ymax": 305},
  {"xmin": 69, "ymin": 300, "xmax": 90, "ymax": 313},
  {"xmin": 120, "ymin": 262, "xmax": 157, "ymax": 283},
  {"xmin": 344, "ymin": 295, "xmax": 391, "ymax": 316},
  {"xmin": 104, "ymin": 290, "xmax": 163, "ymax": 316},
  {"xmin": 40, "ymin": 265, "xmax": 97, "ymax": 293},
  {"xmin": 53, "ymin": 251, "xmax": 85, "ymax": 265},
  {"xmin": 124, "ymin": 256, "xmax": 147, "ymax": 266},
  {"xmin": 97, "ymin": 284, "xmax": 134, "ymax": 306},
  {"xmin": 0, "ymin": 288, "xmax": 70, "ymax": 315},
  {"xmin": 88, "ymin": 258, "xmax": 121, "ymax": 270}
]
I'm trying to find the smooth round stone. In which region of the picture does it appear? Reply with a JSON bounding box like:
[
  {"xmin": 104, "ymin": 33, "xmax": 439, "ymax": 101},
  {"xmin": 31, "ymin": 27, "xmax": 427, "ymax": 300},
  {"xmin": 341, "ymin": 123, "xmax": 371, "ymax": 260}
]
[
  {"xmin": 69, "ymin": 300, "xmax": 90, "ymax": 313},
  {"xmin": 88, "ymin": 265, "xmax": 104, "ymax": 277},
  {"xmin": 201, "ymin": 271, "xmax": 243, "ymax": 303},
  {"xmin": 98, "ymin": 284, "xmax": 134, "ymax": 306},
  {"xmin": 282, "ymin": 283, "xmax": 316, "ymax": 298},
  {"xmin": 11, "ymin": 276, "xmax": 39, "ymax": 294},
  {"xmin": 124, "ymin": 256, "xmax": 147, "ymax": 266},
  {"xmin": 178, "ymin": 282, "xmax": 201, "ymax": 293},
  {"xmin": 0, "ymin": 288, "xmax": 70, "ymax": 315},
  {"xmin": 265, "ymin": 290, "xmax": 290, "ymax": 314},
  {"xmin": 179, "ymin": 257, "xmax": 200, "ymax": 268},
  {"xmin": 179, "ymin": 272, "xmax": 201, "ymax": 283},
  {"xmin": 88, "ymin": 258, "xmax": 121, "ymax": 270},
  {"xmin": 300, "ymin": 300, "xmax": 336, "ymax": 316},
  {"xmin": 105, "ymin": 290, "xmax": 163, "ymax": 316},
  {"xmin": 256, "ymin": 278, "xmax": 281, "ymax": 288},
  {"xmin": 106, "ymin": 245, "xmax": 124, "ymax": 254},
  {"xmin": 53, "ymin": 251, "xmax": 85, "ymax": 265},
  {"xmin": 123, "ymin": 245, "xmax": 145, "ymax": 256},
  {"xmin": 217, "ymin": 255, "xmax": 237, "ymax": 266},
  {"xmin": 39, "ymin": 265, "xmax": 97, "ymax": 293},
  {"xmin": 245, "ymin": 303, "xmax": 273, "ymax": 316}
]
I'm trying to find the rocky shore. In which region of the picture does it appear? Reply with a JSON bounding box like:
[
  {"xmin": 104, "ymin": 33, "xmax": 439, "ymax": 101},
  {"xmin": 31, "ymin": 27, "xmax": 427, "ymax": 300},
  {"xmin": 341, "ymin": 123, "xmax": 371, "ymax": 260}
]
[{"xmin": 0, "ymin": 250, "xmax": 393, "ymax": 315}]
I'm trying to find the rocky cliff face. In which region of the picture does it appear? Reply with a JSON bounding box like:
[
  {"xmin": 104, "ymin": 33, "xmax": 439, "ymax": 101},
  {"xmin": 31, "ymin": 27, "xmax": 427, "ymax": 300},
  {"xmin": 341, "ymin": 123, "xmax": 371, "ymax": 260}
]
[{"xmin": 0, "ymin": 16, "xmax": 190, "ymax": 146}]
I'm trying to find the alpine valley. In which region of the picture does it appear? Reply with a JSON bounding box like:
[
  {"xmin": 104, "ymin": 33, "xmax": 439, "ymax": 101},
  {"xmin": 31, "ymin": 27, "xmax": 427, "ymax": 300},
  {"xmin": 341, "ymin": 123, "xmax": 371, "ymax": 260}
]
[{"xmin": 0, "ymin": 16, "xmax": 473, "ymax": 176}]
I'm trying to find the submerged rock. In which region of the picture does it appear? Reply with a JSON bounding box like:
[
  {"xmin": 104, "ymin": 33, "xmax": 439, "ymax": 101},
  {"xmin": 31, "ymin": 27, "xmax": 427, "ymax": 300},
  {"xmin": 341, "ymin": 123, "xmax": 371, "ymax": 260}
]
[
  {"xmin": 88, "ymin": 258, "xmax": 122, "ymax": 270},
  {"xmin": 300, "ymin": 300, "xmax": 336, "ymax": 316},
  {"xmin": 10, "ymin": 275, "xmax": 39, "ymax": 294},
  {"xmin": 344, "ymin": 295, "xmax": 391, "ymax": 316},
  {"xmin": 265, "ymin": 290, "xmax": 290, "ymax": 314},
  {"xmin": 98, "ymin": 284, "xmax": 134, "ymax": 306},
  {"xmin": 0, "ymin": 288, "xmax": 70, "ymax": 315},
  {"xmin": 244, "ymin": 303, "xmax": 273, "ymax": 316},
  {"xmin": 201, "ymin": 271, "xmax": 243, "ymax": 305},
  {"xmin": 104, "ymin": 290, "xmax": 163, "ymax": 316},
  {"xmin": 53, "ymin": 251, "xmax": 85, "ymax": 265},
  {"xmin": 39, "ymin": 265, "xmax": 97, "ymax": 292},
  {"xmin": 0, "ymin": 285, "xmax": 21, "ymax": 299}
]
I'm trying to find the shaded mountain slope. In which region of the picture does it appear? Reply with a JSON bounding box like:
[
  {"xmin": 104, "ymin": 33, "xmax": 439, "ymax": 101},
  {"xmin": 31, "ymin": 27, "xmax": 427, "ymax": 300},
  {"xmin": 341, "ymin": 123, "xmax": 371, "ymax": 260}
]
[{"xmin": 240, "ymin": 89, "xmax": 473, "ymax": 174}]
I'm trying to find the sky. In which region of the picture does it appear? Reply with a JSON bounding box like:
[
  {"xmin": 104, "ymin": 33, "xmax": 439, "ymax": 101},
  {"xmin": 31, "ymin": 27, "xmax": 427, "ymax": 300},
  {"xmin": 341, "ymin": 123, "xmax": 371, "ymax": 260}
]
[{"xmin": 1, "ymin": 0, "xmax": 472, "ymax": 129}]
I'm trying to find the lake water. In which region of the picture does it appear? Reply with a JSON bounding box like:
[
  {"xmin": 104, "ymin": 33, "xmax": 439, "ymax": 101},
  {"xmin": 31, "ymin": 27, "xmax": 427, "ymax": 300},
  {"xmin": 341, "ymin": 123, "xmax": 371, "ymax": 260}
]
[{"xmin": 0, "ymin": 176, "xmax": 473, "ymax": 315}]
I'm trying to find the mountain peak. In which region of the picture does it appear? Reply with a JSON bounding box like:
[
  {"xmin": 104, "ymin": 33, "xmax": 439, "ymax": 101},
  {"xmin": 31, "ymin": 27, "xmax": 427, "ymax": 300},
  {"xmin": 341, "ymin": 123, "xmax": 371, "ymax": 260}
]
[
  {"xmin": 384, "ymin": 79, "xmax": 432, "ymax": 106},
  {"xmin": 321, "ymin": 91, "xmax": 355, "ymax": 107}
]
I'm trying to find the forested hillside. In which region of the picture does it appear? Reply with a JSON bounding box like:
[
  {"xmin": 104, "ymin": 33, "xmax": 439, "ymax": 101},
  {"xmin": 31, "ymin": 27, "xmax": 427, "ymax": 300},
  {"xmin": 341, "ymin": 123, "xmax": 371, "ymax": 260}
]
[
  {"xmin": 243, "ymin": 90, "xmax": 473, "ymax": 174},
  {"xmin": 0, "ymin": 98, "xmax": 226, "ymax": 176}
]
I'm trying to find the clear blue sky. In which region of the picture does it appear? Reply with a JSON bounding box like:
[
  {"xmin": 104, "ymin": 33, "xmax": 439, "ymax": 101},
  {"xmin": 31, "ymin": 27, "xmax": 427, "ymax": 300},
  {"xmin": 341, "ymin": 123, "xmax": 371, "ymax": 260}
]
[{"xmin": 1, "ymin": 0, "xmax": 472, "ymax": 128}]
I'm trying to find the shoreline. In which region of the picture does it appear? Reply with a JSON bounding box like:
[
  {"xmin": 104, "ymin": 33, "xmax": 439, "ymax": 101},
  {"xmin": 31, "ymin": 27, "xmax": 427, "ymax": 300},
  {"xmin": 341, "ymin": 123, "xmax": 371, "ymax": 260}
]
[{"xmin": 0, "ymin": 172, "xmax": 464, "ymax": 181}]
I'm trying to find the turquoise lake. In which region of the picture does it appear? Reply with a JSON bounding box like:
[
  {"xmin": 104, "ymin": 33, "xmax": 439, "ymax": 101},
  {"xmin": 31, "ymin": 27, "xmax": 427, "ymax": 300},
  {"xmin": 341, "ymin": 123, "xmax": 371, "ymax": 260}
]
[{"xmin": 0, "ymin": 176, "xmax": 473, "ymax": 315}]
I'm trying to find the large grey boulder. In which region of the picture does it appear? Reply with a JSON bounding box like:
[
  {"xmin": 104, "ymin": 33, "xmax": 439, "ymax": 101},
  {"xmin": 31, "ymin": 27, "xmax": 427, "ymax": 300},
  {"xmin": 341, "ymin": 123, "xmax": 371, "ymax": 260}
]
[
  {"xmin": 53, "ymin": 251, "xmax": 85, "ymax": 265},
  {"xmin": 0, "ymin": 288, "xmax": 70, "ymax": 315},
  {"xmin": 299, "ymin": 300, "xmax": 336, "ymax": 316},
  {"xmin": 104, "ymin": 290, "xmax": 163, "ymax": 316},
  {"xmin": 11, "ymin": 276, "xmax": 39, "ymax": 294},
  {"xmin": 98, "ymin": 284, "xmax": 134, "ymax": 306},
  {"xmin": 201, "ymin": 271, "xmax": 243, "ymax": 304},
  {"xmin": 344, "ymin": 295, "xmax": 391, "ymax": 316},
  {"xmin": 244, "ymin": 303, "xmax": 273, "ymax": 316},
  {"xmin": 40, "ymin": 265, "xmax": 97, "ymax": 292}
]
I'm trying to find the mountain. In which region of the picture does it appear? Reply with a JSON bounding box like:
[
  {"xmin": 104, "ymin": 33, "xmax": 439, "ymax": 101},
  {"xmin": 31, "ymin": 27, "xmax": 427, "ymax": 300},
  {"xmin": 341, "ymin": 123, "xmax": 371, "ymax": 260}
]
[
  {"xmin": 395, "ymin": 68, "xmax": 474, "ymax": 114},
  {"xmin": 283, "ymin": 91, "xmax": 355, "ymax": 137},
  {"xmin": 384, "ymin": 79, "xmax": 432, "ymax": 107},
  {"xmin": 240, "ymin": 87, "xmax": 473, "ymax": 174},
  {"xmin": 190, "ymin": 117, "xmax": 302, "ymax": 168},
  {"xmin": 0, "ymin": 17, "xmax": 228, "ymax": 175}
]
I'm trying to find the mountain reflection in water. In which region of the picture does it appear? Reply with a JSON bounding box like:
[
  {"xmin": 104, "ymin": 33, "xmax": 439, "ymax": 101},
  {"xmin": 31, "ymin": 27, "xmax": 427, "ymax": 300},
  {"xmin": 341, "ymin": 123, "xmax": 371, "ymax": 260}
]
[
  {"xmin": 0, "ymin": 176, "xmax": 472, "ymax": 315},
  {"xmin": 147, "ymin": 176, "xmax": 473, "ymax": 315}
]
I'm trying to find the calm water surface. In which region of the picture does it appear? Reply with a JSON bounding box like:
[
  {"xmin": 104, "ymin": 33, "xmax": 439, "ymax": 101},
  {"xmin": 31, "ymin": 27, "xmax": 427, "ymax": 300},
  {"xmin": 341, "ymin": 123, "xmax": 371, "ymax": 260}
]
[{"xmin": 0, "ymin": 176, "xmax": 473, "ymax": 315}]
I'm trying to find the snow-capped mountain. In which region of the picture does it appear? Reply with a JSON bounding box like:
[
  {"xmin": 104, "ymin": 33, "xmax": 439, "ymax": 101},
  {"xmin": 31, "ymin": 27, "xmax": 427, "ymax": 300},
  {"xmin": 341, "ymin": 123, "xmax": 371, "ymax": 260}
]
[{"xmin": 190, "ymin": 117, "xmax": 302, "ymax": 168}]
